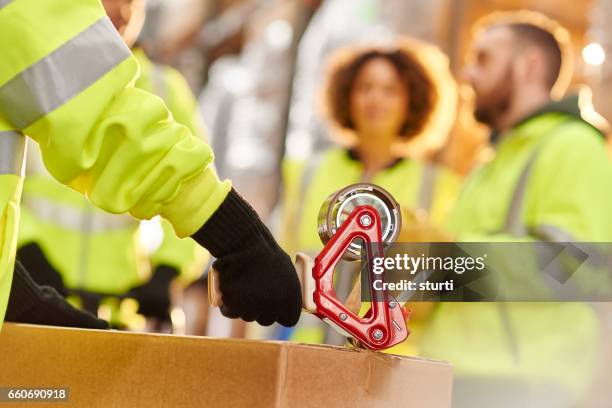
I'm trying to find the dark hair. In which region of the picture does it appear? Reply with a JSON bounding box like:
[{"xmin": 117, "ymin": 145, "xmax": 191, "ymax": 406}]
[
  {"xmin": 507, "ymin": 23, "xmax": 563, "ymax": 89},
  {"xmin": 326, "ymin": 49, "xmax": 436, "ymax": 139}
]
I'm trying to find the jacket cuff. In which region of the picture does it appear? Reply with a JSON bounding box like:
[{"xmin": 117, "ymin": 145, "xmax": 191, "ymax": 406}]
[{"xmin": 160, "ymin": 167, "xmax": 231, "ymax": 238}]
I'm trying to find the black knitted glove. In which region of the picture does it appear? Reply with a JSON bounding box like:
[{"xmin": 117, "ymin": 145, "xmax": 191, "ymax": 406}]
[
  {"xmin": 17, "ymin": 242, "xmax": 69, "ymax": 297},
  {"xmin": 6, "ymin": 260, "xmax": 109, "ymax": 330},
  {"xmin": 192, "ymin": 189, "xmax": 302, "ymax": 327},
  {"xmin": 127, "ymin": 265, "xmax": 178, "ymax": 321}
]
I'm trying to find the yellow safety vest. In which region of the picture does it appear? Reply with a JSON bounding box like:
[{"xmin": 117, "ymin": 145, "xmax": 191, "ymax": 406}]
[
  {"xmin": 420, "ymin": 111, "xmax": 612, "ymax": 401},
  {"xmin": 282, "ymin": 148, "xmax": 460, "ymax": 255}
]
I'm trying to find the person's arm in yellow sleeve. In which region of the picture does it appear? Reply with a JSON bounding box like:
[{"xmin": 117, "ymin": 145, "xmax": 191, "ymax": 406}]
[{"xmin": 0, "ymin": 0, "xmax": 301, "ymax": 327}]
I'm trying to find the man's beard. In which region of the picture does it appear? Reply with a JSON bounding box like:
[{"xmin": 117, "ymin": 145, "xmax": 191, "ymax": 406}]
[{"xmin": 473, "ymin": 64, "xmax": 514, "ymax": 130}]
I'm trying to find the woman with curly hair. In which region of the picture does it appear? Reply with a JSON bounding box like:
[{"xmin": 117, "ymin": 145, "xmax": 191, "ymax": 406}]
[{"xmin": 279, "ymin": 38, "xmax": 461, "ymax": 353}]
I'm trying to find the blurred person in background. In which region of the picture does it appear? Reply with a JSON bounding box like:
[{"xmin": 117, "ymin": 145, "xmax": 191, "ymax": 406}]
[
  {"xmin": 418, "ymin": 11, "xmax": 612, "ymax": 407},
  {"xmin": 279, "ymin": 38, "xmax": 461, "ymax": 354},
  {"xmin": 199, "ymin": 0, "xmax": 445, "ymax": 219},
  {"xmin": 285, "ymin": 0, "xmax": 448, "ymax": 168},
  {"xmin": 16, "ymin": 0, "xmax": 208, "ymax": 332}
]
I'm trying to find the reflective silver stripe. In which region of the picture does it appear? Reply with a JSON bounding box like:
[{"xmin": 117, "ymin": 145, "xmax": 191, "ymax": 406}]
[
  {"xmin": 0, "ymin": 0, "xmax": 15, "ymax": 10},
  {"xmin": 532, "ymin": 224, "xmax": 576, "ymax": 242},
  {"xmin": 502, "ymin": 149, "xmax": 539, "ymax": 236},
  {"xmin": 502, "ymin": 118, "xmax": 573, "ymax": 236},
  {"xmin": 22, "ymin": 196, "xmax": 135, "ymax": 232},
  {"xmin": 0, "ymin": 130, "xmax": 25, "ymax": 176},
  {"xmin": 0, "ymin": 17, "xmax": 131, "ymax": 129},
  {"xmin": 532, "ymin": 224, "xmax": 612, "ymax": 268},
  {"xmin": 78, "ymin": 207, "xmax": 93, "ymax": 288},
  {"xmin": 497, "ymin": 303, "xmax": 519, "ymax": 363},
  {"xmin": 289, "ymin": 153, "xmax": 324, "ymax": 250},
  {"xmin": 417, "ymin": 163, "xmax": 437, "ymax": 212}
]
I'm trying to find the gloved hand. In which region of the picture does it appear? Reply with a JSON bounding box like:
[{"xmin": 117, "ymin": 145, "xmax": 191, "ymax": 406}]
[
  {"xmin": 6, "ymin": 260, "xmax": 109, "ymax": 330},
  {"xmin": 127, "ymin": 265, "xmax": 178, "ymax": 321},
  {"xmin": 17, "ymin": 242, "xmax": 69, "ymax": 297},
  {"xmin": 192, "ymin": 188, "xmax": 302, "ymax": 327}
]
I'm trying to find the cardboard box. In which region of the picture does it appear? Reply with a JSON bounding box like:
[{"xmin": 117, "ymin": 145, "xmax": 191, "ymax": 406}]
[{"xmin": 0, "ymin": 323, "xmax": 453, "ymax": 407}]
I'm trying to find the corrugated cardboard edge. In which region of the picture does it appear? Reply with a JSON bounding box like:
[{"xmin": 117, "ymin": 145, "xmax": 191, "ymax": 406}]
[
  {"xmin": 0, "ymin": 324, "xmax": 453, "ymax": 407},
  {"xmin": 277, "ymin": 341, "xmax": 454, "ymax": 408}
]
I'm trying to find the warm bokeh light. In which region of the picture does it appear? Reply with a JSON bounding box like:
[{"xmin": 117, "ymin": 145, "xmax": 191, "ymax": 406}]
[{"xmin": 583, "ymin": 42, "xmax": 606, "ymax": 66}]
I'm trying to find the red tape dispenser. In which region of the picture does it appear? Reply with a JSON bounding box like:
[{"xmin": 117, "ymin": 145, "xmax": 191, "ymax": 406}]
[
  {"xmin": 208, "ymin": 183, "xmax": 410, "ymax": 351},
  {"xmin": 297, "ymin": 183, "xmax": 410, "ymax": 350}
]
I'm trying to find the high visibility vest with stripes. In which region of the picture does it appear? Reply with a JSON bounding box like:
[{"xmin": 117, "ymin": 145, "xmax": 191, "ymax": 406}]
[
  {"xmin": 0, "ymin": 0, "xmax": 230, "ymax": 327},
  {"xmin": 420, "ymin": 112, "xmax": 612, "ymax": 401},
  {"xmin": 281, "ymin": 148, "xmax": 461, "ymax": 256}
]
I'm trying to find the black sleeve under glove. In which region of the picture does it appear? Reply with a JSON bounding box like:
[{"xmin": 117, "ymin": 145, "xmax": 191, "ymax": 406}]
[
  {"xmin": 126, "ymin": 265, "xmax": 178, "ymax": 321},
  {"xmin": 16, "ymin": 242, "xmax": 69, "ymax": 297},
  {"xmin": 6, "ymin": 260, "xmax": 109, "ymax": 330},
  {"xmin": 192, "ymin": 188, "xmax": 302, "ymax": 327}
]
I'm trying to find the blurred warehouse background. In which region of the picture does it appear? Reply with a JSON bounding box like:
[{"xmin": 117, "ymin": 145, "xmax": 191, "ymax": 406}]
[{"xmin": 138, "ymin": 0, "xmax": 611, "ymax": 218}]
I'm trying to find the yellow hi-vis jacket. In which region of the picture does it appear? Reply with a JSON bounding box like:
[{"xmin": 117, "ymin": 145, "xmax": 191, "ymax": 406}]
[
  {"xmin": 281, "ymin": 148, "xmax": 461, "ymax": 256},
  {"xmin": 420, "ymin": 106, "xmax": 612, "ymax": 401},
  {"xmin": 0, "ymin": 0, "xmax": 230, "ymax": 326},
  {"xmin": 281, "ymin": 147, "xmax": 461, "ymax": 354},
  {"xmin": 16, "ymin": 50, "xmax": 209, "ymax": 294}
]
